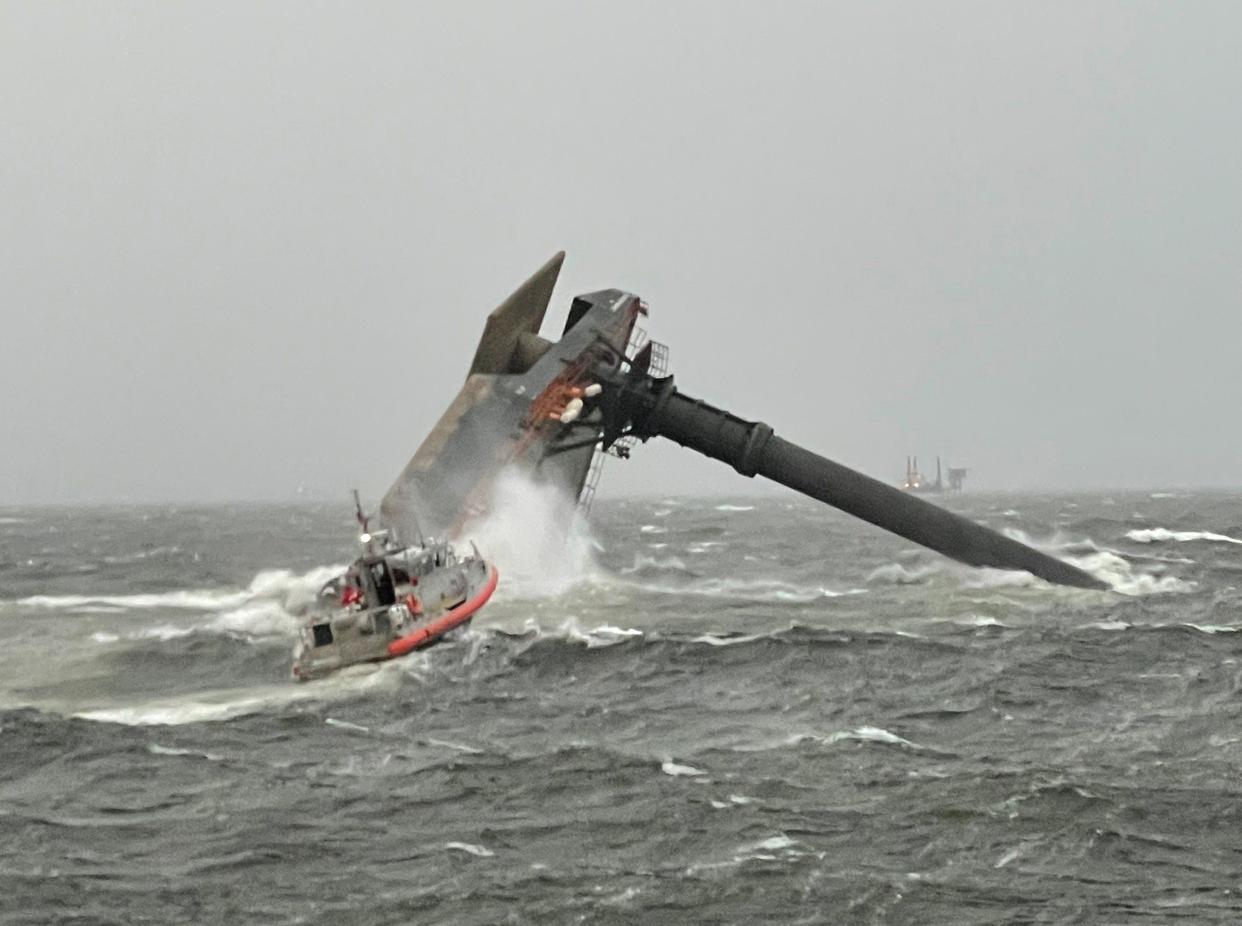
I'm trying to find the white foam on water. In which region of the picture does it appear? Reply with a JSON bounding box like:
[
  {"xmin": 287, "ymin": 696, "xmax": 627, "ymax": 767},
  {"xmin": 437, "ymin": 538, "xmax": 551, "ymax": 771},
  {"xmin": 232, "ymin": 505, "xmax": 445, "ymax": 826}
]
[
  {"xmin": 995, "ymin": 845, "xmax": 1025, "ymax": 869},
  {"xmin": 960, "ymin": 569, "xmax": 1045, "ymax": 590},
  {"xmin": 324, "ymin": 718, "xmax": 371, "ymax": 733},
  {"xmin": 21, "ymin": 589, "xmax": 250, "ymax": 611},
  {"xmin": 1126, "ymin": 527, "xmax": 1242, "ymax": 545},
  {"xmin": 445, "ymin": 842, "xmax": 494, "ymax": 858},
  {"xmin": 1181, "ymin": 623, "xmax": 1241, "ymax": 635},
  {"xmin": 557, "ymin": 618, "xmax": 643, "ymax": 648},
  {"xmin": 688, "ymin": 632, "xmax": 766, "ymax": 647},
  {"xmin": 74, "ymin": 666, "xmax": 398, "ymax": 726},
  {"xmin": 956, "ymin": 615, "xmax": 1004, "ymax": 627},
  {"xmin": 425, "ymin": 738, "xmax": 485, "ymax": 755},
  {"xmin": 714, "ymin": 504, "xmax": 754, "ymax": 512},
  {"xmin": 80, "ymin": 699, "xmax": 271, "ymax": 726},
  {"xmin": 1067, "ymin": 551, "xmax": 1195, "ymax": 595},
  {"xmin": 147, "ymin": 743, "xmax": 222, "ymax": 761},
  {"xmin": 684, "ymin": 833, "xmax": 806, "ymax": 874},
  {"xmin": 998, "ymin": 528, "xmax": 1196, "ymax": 596},
  {"xmin": 661, "ymin": 757, "xmax": 707, "ymax": 777},
  {"xmin": 210, "ymin": 600, "xmax": 301, "ymax": 638},
  {"xmin": 17, "ymin": 564, "xmax": 344, "ymax": 627},
  {"xmin": 135, "ymin": 624, "xmax": 197, "ymax": 642},
  {"xmin": 866, "ymin": 563, "xmax": 941, "ymax": 585},
  {"xmin": 639, "ymin": 525, "xmax": 667, "ymax": 534},
  {"xmin": 1085, "ymin": 619, "xmax": 1131, "ymax": 631},
  {"xmin": 748, "ymin": 835, "xmax": 796, "ymax": 852},
  {"xmin": 825, "ymin": 725, "xmax": 922, "ymax": 749}
]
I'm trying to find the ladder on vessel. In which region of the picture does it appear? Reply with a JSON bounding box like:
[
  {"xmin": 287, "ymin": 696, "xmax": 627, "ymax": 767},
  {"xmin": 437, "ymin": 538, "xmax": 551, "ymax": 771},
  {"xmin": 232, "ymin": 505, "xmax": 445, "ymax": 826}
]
[{"xmin": 577, "ymin": 323, "xmax": 668, "ymax": 516}]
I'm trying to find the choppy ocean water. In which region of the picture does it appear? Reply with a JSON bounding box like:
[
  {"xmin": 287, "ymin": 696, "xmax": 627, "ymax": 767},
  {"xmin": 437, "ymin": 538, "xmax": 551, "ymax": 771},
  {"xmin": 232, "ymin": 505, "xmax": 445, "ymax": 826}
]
[{"xmin": 3, "ymin": 490, "xmax": 1242, "ymax": 924}]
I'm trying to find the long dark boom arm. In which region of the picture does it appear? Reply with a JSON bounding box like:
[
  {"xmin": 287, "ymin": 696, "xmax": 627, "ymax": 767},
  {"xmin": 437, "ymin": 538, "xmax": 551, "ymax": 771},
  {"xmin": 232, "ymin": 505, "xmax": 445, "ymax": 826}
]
[{"xmin": 603, "ymin": 372, "xmax": 1106, "ymax": 590}]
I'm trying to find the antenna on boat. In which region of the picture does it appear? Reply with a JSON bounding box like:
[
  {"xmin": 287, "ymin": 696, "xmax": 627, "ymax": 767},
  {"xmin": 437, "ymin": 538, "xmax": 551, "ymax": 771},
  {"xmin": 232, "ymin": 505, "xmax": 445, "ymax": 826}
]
[
  {"xmin": 408, "ymin": 507, "xmax": 427, "ymax": 548},
  {"xmin": 352, "ymin": 489, "xmax": 370, "ymax": 534}
]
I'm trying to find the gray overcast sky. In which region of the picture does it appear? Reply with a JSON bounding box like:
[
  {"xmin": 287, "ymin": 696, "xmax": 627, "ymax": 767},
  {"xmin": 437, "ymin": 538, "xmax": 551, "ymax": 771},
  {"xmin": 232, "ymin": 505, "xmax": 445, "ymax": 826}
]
[{"xmin": 3, "ymin": 2, "xmax": 1240, "ymax": 504}]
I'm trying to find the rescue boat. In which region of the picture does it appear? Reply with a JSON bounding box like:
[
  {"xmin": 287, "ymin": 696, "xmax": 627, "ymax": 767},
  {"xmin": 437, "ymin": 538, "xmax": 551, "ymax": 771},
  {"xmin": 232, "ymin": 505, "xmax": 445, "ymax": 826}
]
[{"xmin": 292, "ymin": 530, "xmax": 497, "ymax": 681}]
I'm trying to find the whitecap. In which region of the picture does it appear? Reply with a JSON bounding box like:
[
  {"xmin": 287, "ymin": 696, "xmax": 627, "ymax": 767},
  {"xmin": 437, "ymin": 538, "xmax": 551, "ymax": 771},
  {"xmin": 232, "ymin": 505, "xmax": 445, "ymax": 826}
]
[
  {"xmin": 17, "ymin": 563, "xmax": 345, "ymax": 618},
  {"xmin": 689, "ymin": 633, "xmax": 765, "ymax": 647},
  {"xmin": 20, "ymin": 589, "xmax": 250, "ymax": 612},
  {"xmin": 715, "ymin": 504, "xmax": 754, "ymax": 512},
  {"xmin": 1126, "ymin": 528, "xmax": 1242, "ymax": 546},
  {"xmin": 956, "ymin": 615, "xmax": 1004, "ymax": 627},
  {"xmin": 747, "ymin": 835, "xmax": 796, "ymax": 852},
  {"xmin": 866, "ymin": 563, "xmax": 940, "ymax": 585},
  {"xmin": 827, "ymin": 726, "xmax": 921, "ymax": 749},
  {"xmin": 147, "ymin": 743, "xmax": 222, "ymax": 761},
  {"xmin": 995, "ymin": 846, "xmax": 1025, "ymax": 869},
  {"xmin": 74, "ymin": 671, "xmax": 397, "ymax": 726},
  {"xmin": 81, "ymin": 701, "xmax": 261, "ymax": 726},
  {"xmin": 551, "ymin": 618, "xmax": 643, "ymax": 648},
  {"xmin": 960, "ymin": 569, "xmax": 1044, "ymax": 590},
  {"xmin": 445, "ymin": 842, "xmax": 494, "ymax": 858},
  {"xmin": 211, "ymin": 601, "xmax": 300, "ymax": 638},
  {"xmin": 426, "ymin": 738, "xmax": 485, "ymax": 754},
  {"xmin": 661, "ymin": 758, "xmax": 707, "ymax": 777},
  {"xmin": 1068, "ymin": 551, "xmax": 1195, "ymax": 595},
  {"xmin": 135, "ymin": 624, "xmax": 197, "ymax": 642},
  {"xmin": 1182, "ymin": 623, "xmax": 1241, "ymax": 635}
]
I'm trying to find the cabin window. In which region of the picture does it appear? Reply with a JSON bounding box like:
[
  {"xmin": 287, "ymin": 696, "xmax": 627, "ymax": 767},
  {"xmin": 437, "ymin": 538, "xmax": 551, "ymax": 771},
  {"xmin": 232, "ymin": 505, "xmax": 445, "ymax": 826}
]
[{"xmin": 312, "ymin": 624, "xmax": 334, "ymax": 647}]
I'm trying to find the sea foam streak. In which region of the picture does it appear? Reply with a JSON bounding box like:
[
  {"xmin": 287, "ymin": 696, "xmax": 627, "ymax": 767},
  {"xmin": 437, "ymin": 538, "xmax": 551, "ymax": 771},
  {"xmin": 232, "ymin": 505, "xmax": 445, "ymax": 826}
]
[
  {"xmin": 661, "ymin": 758, "xmax": 708, "ymax": 777},
  {"xmin": 1126, "ymin": 528, "xmax": 1242, "ymax": 545},
  {"xmin": 19, "ymin": 564, "xmax": 343, "ymax": 620},
  {"xmin": 445, "ymin": 842, "xmax": 494, "ymax": 858},
  {"xmin": 74, "ymin": 664, "xmax": 401, "ymax": 726}
]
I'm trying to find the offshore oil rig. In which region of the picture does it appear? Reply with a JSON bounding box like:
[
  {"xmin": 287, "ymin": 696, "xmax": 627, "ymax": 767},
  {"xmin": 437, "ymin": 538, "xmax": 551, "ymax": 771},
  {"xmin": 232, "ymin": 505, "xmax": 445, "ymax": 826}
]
[
  {"xmin": 378, "ymin": 253, "xmax": 1103, "ymax": 590},
  {"xmin": 902, "ymin": 456, "xmax": 967, "ymax": 493}
]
